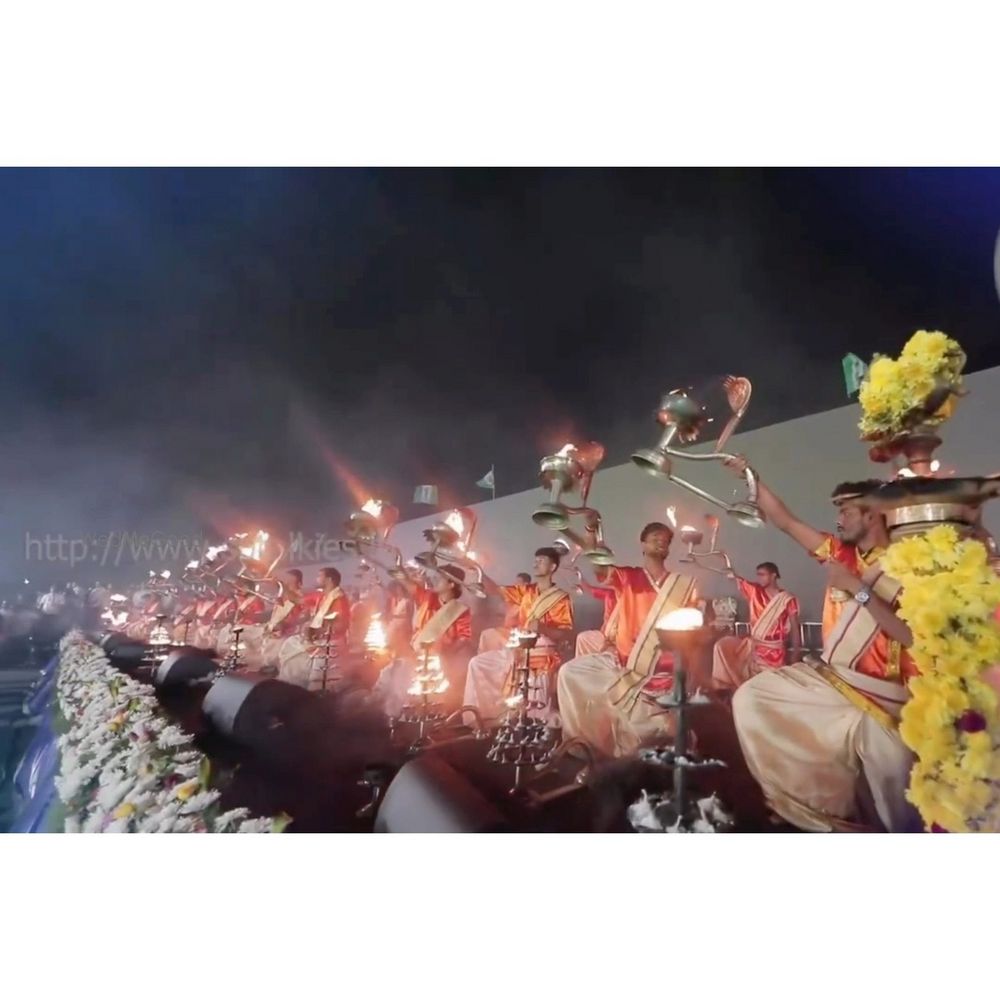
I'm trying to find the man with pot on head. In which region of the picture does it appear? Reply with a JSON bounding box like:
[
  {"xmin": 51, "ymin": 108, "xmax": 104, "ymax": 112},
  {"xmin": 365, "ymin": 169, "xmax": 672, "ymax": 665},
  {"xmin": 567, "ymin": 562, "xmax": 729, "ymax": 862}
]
[{"xmin": 723, "ymin": 455, "xmax": 919, "ymax": 832}]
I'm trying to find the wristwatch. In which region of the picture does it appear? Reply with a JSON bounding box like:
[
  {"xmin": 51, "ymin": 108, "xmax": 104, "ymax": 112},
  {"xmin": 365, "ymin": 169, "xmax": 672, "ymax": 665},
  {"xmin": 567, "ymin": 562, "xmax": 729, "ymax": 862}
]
[{"xmin": 854, "ymin": 588, "xmax": 871, "ymax": 605}]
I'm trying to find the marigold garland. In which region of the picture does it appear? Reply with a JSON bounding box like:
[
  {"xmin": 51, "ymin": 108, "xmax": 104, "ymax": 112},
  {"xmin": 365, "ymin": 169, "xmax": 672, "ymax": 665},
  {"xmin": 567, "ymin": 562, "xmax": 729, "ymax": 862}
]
[
  {"xmin": 881, "ymin": 525, "xmax": 1000, "ymax": 831},
  {"xmin": 858, "ymin": 330, "xmax": 965, "ymax": 440}
]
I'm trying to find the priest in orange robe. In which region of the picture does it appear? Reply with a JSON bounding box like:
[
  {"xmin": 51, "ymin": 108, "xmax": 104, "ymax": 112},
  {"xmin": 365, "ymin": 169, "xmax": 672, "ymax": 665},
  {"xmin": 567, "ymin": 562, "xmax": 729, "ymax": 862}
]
[
  {"xmin": 557, "ymin": 522, "xmax": 706, "ymax": 758},
  {"xmin": 712, "ymin": 561, "xmax": 800, "ymax": 692},
  {"xmin": 278, "ymin": 567, "xmax": 351, "ymax": 689},
  {"xmin": 462, "ymin": 548, "xmax": 573, "ymax": 720},
  {"xmin": 372, "ymin": 566, "xmax": 474, "ymax": 717},
  {"xmin": 725, "ymin": 459, "xmax": 919, "ymax": 833}
]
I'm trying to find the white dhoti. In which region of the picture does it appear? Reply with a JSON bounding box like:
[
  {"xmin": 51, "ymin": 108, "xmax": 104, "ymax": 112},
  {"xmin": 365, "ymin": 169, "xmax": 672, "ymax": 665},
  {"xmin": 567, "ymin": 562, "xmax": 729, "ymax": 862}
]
[
  {"xmin": 712, "ymin": 635, "xmax": 782, "ymax": 692},
  {"xmin": 371, "ymin": 658, "xmax": 415, "ymax": 718},
  {"xmin": 171, "ymin": 621, "xmax": 196, "ymax": 645},
  {"xmin": 277, "ymin": 635, "xmax": 341, "ymax": 692},
  {"xmin": 463, "ymin": 648, "xmax": 553, "ymax": 722},
  {"xmin": 557, "ymin": 652, "xmax": 675, "ymax": 759},
  {"xmin": 477, "ymin": 627, "xmax": 509, "ymax": 654},
  {"xmin": 574, "ymin": 629, "xmax": 610, "ymax": 658},
  {"xmin": 193, "ymin": 623, "xmax": 219, "ymax": 649},
  {"xmin": 733, "ymin": 663, "xmax": 916, "ymax": 832},
  {"xmin": 260, "ymin": 633, "xmax": 287, "ymax": 668}
]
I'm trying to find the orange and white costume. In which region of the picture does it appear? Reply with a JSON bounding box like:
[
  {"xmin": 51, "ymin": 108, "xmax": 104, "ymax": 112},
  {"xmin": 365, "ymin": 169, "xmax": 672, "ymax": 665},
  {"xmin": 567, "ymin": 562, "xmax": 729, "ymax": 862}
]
[
  {"xmin": 462, "ymin": 583, "xmax": 573, "ymax": 721},
  {"xmin": 733, "ymin": 534, "xmax": 918, "ymax": 832},
  {"xmin": 712, "ymin": 579, "xmax": 799, "ymax": 691}
]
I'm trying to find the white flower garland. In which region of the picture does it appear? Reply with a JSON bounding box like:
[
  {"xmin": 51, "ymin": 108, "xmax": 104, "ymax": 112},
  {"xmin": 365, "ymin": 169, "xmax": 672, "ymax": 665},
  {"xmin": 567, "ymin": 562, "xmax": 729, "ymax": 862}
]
[{"xmin": 54, "ymin": 632, "xmax": 289, "ymax": 834}]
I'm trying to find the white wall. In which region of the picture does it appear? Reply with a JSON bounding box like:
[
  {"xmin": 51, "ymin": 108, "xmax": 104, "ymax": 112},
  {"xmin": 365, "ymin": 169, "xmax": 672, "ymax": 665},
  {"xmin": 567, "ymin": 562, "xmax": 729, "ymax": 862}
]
[{"xmin": 305, "ymin": 366, "xmax": 1000, "ymax": 624}]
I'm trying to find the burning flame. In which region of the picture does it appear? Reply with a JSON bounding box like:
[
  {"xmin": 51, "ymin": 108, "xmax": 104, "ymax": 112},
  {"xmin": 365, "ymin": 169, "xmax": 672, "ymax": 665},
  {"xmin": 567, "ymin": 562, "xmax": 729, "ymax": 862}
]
[
  {"xmin": 505, "ymin": 693, "xmax": 524, "ymax": 708},
  {"xmin": 186, "ymin": 560, "xmax": 199, "ymax": 570},
  {"xmin": 239, "ymin": 529, "xmax": 270, "ymax": 561},
  {"xmin": 364, "ymin": 613, "xmax": 388, "ymax": 653},
  {"xmin": 465, "ymin": 549, "xmax": 477, "ymax": 562},
  {"xmin": 361, "ymin": 498, "xmax": 384, "ymax": 519},
  {"xmin": 149, "ymin": 624, "xmax": 171, "ymax": 647},
  {"xmin": 656, "ymin": 607, "xmax": 704, "ymax": 631},
  {"xmin": 443, "ymin": 509, "xmax": 468, "ymax": 549},
  {"xmin": 505, "ymin": 627, "xmax": 538, "ymax": 648},
  {"xmin": 557, "ymin": 442, "xmax": 575, "ymax": 457},
  {"xmin": 665, "ymin": 506, "xmax": 678, "ymax": 528},
  {"xmin": 407, "ymin": 653, "xmax": 449, "ymax": 696}
]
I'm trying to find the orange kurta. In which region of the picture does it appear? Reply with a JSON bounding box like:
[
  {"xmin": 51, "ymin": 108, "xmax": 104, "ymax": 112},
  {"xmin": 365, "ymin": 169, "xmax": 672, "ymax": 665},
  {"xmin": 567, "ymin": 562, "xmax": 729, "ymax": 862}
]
[
  {"xmin": 412, "ymin": 584, "xmax": 440, "ymax": 633},
  {"xmin": 438, "ymin": 602, "xmax": 473, "ymax": 647},
  {"xmin": 208, "ymin": 596, "xmax": 237, "ymax": 624},
  {"xmin": 173, "ymin": 600, "xmax": 197, "ymax": 627},
  {"xmin": 499, "ymin": 582, "xmax": 574, "ymax": 632},
  {"xmin": 736, "ymin": 578, "xmax": 799, "ymax": 668},
  {"xmin": 310, "ymin": 589, "xmax": 351, "ymax": 637},
  {"xmin": 605, "ymin": 567, "xmax": 673, "ymax": 663},
  {"xmin": 579, "ymin": 579, "xmax": 618, "ymax": 631},
  {"xmin": 812, "ymin": 534, "xmax": 915, "ymax": 682},
  {"xmin": 234, "ymin": 594, "xmax": 266, "ymax": 624},
  {"xmin": 267, "ymin": 592, "xmax": 310, "ymax": 638}
]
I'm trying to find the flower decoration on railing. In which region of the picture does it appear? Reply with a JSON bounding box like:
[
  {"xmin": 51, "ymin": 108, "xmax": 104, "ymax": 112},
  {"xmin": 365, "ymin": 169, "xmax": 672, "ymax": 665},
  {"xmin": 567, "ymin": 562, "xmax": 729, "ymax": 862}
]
[{"xmin": 54, "ymin": 632, "xmax": 289, "ymax": 833}]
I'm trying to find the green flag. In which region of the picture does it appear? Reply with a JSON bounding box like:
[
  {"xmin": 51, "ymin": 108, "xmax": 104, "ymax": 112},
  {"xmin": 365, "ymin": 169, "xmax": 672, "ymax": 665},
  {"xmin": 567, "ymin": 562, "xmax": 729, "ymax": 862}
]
[{"xmin": 842, "ymin": 353, "xmax": 868, "ymax": 397}]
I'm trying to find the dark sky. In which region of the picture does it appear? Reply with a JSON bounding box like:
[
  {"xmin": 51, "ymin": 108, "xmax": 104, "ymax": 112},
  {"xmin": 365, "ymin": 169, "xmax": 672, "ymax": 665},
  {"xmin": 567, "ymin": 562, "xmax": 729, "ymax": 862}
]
[{"xmin": 2, "ymin": 168, "xmax": 999, "ymax": 584}]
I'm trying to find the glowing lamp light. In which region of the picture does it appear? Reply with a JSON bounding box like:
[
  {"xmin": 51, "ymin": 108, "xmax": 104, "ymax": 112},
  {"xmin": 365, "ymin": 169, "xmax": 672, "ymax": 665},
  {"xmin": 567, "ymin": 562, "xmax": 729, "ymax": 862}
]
[
  {"xmin": 407, "ymin": 653, "xmax": 448, "ymax": 696},
  {"xmin": 656, "ymin": 607, "xmax": 704, "ymax": 632},
  {"xmin": 506, "ymin": 627, "xmax": 539, "ymax": 648},
  {"xmin": 186, "ymin": 560, "xmax": 199, "ymax": 570},
  {"xmin": 161, "ymin": 570, "xmax": 171, "ymax": 580},
  {"xmin": 444, "ymin": 509, "xmax": 465, "ymax": 538},
  {"xmin": 364, "ymin": 612, "xmax": 388, "ymax": 653},
  {"xmin": 149, "ymin": 624, "xmax": 171, "ymax": 647}
]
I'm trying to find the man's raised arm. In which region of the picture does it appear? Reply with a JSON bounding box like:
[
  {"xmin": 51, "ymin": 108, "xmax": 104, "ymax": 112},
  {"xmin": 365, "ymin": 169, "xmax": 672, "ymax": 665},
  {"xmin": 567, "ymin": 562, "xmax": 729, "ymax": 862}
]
[{"xmin": 723, "ymin": 455, "xmax": 827, "ymax": 554}]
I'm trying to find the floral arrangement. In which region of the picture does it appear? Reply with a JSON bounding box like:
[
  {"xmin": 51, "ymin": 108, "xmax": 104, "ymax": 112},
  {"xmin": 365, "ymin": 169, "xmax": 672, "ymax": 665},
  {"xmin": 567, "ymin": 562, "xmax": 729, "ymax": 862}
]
[
  {"xmin": 54, "ymin": 632, "xmax": 289, "ymax": 833},
  {"xmin": 881, "ymin": 525, "xmax": 1000, "ymax": 832},
  {"xmin": 857, "ymin": 330, "xmax": 965, "ymax": 441}
]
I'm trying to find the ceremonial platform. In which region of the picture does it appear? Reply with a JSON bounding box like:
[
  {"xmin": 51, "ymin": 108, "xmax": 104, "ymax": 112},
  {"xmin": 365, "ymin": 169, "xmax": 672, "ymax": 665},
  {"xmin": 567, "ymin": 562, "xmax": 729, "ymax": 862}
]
[{"xmin": 4, "ymin": 630, "xmax": 785, "ymax": 833}]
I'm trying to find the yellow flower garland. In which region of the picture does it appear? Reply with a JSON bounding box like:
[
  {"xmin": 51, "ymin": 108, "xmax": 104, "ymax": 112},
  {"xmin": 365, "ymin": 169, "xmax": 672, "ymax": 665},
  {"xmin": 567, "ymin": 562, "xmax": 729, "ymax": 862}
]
[
  {"xmin": 858, "ymin": 330, "xmax": 964, "ymax": 440},
  {"xmin": 881, "ymin": 525, "xmax": 1000, "ymax": 831}
]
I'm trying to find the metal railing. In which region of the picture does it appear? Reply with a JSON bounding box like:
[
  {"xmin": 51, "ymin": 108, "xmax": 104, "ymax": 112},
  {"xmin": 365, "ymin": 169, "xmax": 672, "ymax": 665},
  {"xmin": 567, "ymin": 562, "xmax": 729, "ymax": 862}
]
[{"xmin": 731, "ymin": 620, "xmax": 823, "ymax": 656}]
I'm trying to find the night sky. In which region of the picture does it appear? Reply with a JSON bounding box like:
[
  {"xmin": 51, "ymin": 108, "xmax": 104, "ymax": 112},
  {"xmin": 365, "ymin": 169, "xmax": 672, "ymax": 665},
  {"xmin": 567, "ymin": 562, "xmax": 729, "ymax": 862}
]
[{"xmin": 2, "ymin": 167, "xmax": 999, "ymax": 585}]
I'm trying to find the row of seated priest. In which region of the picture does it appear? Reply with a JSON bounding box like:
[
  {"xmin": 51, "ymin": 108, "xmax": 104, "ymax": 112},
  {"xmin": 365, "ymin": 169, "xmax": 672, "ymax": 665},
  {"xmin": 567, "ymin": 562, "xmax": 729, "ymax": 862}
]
[{"xmin": 120, "ymin": 547, "xmax": 814, "ymax": 749}]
